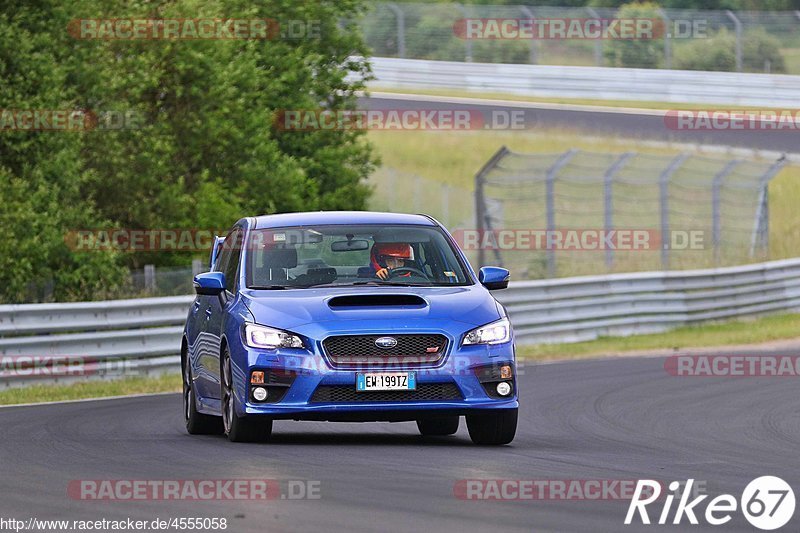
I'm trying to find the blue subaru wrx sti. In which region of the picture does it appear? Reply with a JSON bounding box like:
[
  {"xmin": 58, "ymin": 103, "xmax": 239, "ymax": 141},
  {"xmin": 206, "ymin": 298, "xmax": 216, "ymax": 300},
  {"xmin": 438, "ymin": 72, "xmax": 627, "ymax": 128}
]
[{"xmin": 182, "ymin": 211, "xmax": 517, "ymax": 445}]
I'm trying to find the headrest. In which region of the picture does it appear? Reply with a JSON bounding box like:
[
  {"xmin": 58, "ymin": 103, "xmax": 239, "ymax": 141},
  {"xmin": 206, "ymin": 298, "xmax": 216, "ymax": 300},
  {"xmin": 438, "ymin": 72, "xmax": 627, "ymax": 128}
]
[{"xmin": 262, "ymin": 247, "xmax": 297, "ymax": 269}]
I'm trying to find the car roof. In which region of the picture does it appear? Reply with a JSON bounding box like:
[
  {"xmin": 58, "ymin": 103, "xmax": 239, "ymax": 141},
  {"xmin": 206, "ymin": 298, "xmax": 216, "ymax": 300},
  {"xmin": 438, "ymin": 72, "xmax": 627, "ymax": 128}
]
[{"xmin": 252, "ymin": 211, "xmax": 437, "ymax": 229}]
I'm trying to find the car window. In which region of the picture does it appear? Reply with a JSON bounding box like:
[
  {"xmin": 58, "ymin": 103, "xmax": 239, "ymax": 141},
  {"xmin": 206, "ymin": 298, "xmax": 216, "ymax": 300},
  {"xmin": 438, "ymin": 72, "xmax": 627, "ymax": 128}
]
[{"xmin": 245, "ymin": 224, "xmax": 470, "ymax": 289}]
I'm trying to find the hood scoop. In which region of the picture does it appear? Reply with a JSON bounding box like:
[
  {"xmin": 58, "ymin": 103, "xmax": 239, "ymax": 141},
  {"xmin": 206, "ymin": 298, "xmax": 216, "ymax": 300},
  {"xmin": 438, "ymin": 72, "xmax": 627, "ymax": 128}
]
[{"xmin": 327, "ymin": 294, "xmax": 426, "ymax": 308}]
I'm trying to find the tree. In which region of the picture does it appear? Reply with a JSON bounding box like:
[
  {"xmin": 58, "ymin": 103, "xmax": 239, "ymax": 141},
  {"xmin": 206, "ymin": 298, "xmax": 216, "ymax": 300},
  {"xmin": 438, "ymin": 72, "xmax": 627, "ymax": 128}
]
[{"xmin": 0, "ymin": 0, "xmax": 378, "ymax": 301}]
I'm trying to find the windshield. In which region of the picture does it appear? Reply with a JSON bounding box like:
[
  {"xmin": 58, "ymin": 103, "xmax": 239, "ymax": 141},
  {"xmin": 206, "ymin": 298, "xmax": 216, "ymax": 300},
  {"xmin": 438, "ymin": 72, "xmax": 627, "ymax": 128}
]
[{"xmin": 245, "ymin": 224, "xmax": 471, "ymax": 289}]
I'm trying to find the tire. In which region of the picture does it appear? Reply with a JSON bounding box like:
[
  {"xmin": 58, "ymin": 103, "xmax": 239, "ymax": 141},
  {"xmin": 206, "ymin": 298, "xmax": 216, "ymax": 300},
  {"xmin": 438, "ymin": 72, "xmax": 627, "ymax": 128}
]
[
  {"xmin": 466, "ymin": 409, "xmax": 517, "ymax": 445},
  {"xmin": 183, "ymin": 356, "xmax": 223, "ymax": 435},
  {"xmin": 416, "ymin": 416, "xmax": 460, "ymax": 436},
  {"xmin": 221, "ymin": 347, "xmax": 272, "ymax": 443}
]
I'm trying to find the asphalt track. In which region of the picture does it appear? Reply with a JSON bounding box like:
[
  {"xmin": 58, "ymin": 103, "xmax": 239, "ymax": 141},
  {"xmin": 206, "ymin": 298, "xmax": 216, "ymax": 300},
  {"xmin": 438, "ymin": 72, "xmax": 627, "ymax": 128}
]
[
  {"xmin": 2, "ymin": 353, "xmax": 799, "ymax": 532},
  {"xmin": 361, "ymin": 93, "xmax": 800, "ymax": 155}
]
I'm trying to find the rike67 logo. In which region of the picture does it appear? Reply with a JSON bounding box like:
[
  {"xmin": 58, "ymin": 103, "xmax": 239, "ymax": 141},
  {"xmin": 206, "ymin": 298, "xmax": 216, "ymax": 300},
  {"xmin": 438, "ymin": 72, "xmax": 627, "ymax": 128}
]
[{"xmin": 626, "ymin": 477, "xmax": 795, "ymax": 530}]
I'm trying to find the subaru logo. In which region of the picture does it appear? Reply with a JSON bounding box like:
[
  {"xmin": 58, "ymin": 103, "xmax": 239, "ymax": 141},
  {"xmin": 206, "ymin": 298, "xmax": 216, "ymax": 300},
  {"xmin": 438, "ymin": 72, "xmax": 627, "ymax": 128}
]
[{"xmin": 375, "ymin": 337, "xmax": 398, "ymax": 349}]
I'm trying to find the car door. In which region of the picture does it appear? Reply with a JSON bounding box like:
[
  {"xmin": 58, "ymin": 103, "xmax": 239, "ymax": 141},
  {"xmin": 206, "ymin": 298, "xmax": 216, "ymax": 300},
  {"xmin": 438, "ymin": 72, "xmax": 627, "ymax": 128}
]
[{"xmin": 200, "ymin": 226, "xmax": 243, "ymax": 400}]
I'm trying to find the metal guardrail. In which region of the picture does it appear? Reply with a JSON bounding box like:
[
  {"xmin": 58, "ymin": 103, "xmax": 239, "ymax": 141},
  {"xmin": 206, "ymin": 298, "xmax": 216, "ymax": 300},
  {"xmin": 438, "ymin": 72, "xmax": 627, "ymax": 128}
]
[
  {"xmin": 369, "ymin": 57, "xmax": 800, "ymax": 107},
  {"xmin": 3, "ymin": 256, "xmax": 800, "ymax": 386},
  {"xmin": 0, "ymin": 296, "xmax": 192, "ymax": 388},
  {"xmin": 496, "ymin": 257, "xmax": 800, "ymax": 344}
]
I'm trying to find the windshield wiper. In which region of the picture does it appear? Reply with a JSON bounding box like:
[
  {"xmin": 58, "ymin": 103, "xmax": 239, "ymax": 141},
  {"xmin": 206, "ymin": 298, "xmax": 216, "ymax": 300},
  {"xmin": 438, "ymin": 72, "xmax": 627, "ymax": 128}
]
[
  {"xmin": 248, "ymin": 285, "xmax": 290, "ymax": 290},
  {"xmin": 348, "ymin": 280, "xmax": 430, "ymax": 287}
]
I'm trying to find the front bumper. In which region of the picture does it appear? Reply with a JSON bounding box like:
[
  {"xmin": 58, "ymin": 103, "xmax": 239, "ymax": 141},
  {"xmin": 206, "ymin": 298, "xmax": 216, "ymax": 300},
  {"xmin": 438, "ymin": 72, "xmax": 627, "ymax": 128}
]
[{"xmin": 230, "ymin": 338, "xmax": 518, "ymax": 420}]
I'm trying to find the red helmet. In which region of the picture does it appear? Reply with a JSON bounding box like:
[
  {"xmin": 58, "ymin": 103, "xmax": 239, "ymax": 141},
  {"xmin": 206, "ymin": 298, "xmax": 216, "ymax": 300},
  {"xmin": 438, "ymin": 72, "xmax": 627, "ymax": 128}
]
[{"xmin": 371, "ymin": 242, "xmax": 414, "ymax": 270}]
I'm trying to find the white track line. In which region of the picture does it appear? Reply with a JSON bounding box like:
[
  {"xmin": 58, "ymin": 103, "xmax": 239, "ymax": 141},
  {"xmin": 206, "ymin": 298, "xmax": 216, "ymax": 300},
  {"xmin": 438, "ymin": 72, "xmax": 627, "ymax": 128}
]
[
  {"xmin": 366, "ymin": 90, "xmax": 667, "ymax": 117},
  {"xmin": 0, "ymin": 391, "xmax": 179, "ymax": 409}
]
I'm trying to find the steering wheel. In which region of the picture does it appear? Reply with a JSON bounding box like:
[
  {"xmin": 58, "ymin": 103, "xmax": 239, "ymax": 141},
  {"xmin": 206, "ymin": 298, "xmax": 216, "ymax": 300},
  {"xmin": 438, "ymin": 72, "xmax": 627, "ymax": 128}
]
[{"xmin": 388, "ymin": 266, "xmax": 429, "ymax": 279}]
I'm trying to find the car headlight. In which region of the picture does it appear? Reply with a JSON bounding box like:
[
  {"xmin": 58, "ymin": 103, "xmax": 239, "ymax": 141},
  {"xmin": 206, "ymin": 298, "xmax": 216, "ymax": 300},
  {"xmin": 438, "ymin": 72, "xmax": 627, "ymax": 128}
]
[
  {"xmin": 463, "ymin": 318, "xmax": 511, "ymax": 345},
  {"xmin": 243, "ymin": 323, "xmax": 304, "ymax": 349}
]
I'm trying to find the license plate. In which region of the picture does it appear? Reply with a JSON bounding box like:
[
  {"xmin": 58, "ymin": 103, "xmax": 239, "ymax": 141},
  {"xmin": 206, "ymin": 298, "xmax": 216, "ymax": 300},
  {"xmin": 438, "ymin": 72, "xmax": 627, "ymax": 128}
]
[{"xmin": 357, "ymin": 372, "xmax": 416, "ymax": 391}]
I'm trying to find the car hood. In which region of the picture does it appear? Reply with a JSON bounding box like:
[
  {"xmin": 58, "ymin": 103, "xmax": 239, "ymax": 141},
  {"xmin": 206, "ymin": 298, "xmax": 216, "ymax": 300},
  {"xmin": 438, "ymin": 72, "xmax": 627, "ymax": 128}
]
[{"xmin": 240, "ymin": 285, "xmax": 501, "ymax": 334}]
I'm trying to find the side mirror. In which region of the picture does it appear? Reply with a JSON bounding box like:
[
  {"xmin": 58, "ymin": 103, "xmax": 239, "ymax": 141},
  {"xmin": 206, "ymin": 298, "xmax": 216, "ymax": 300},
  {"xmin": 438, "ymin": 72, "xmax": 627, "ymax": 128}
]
[
  {"xmin": 479, "ymin": 266, "xmax": 509, "ymax": 290},
  {"xmin": 194, "ymin": 272, "xmax": 226, "ymax": 296}
]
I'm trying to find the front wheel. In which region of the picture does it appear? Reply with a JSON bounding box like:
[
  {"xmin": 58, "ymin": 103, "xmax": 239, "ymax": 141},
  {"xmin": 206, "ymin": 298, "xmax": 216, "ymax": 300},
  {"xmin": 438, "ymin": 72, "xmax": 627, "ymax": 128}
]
[
  {"xmin": 416, "ymin": 416, "xmax": 460, "ymax": 436},
  {"xmin": 221, "ymin": 347, "xmax": 273, "ymax": 443},
  {"xmin": 466, "ymin": 409, "xmax": 517, "ymax": 445}
]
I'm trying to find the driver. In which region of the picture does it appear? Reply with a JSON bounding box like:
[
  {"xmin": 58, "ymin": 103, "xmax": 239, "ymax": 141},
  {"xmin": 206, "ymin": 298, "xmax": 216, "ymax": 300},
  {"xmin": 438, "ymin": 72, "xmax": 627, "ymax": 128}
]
[{"xmin": 370, "ymin": 242, "xmax": 414, "ymax": 280}]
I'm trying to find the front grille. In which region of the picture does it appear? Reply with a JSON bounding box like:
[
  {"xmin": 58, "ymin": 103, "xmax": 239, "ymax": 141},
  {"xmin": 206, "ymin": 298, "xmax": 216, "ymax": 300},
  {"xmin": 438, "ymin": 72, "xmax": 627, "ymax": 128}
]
[
  {"xmin": 310, "ymin": 382, "xmax": 463, "ymax": 403},
  {"xmin": 322, "ymin": 334, "xmax": 448, "ymax": 366}
]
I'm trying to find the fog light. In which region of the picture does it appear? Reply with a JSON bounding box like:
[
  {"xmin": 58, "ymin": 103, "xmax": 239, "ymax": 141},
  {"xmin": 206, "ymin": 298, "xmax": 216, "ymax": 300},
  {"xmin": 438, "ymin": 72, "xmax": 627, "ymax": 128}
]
[
  {"xmin": 496, "ymin": 382, "xmax": 512, "ymax": 396},
  {"xmin": 251, "ymin": 371, "xmax": 265, "ymax": 384},
  {"xmin": 253, "ymin": 387, "xmax": 268, "ymax": 401},
  {"xmin": 499, "ymin": 365, "xmax": 513, "ymax": 379}
]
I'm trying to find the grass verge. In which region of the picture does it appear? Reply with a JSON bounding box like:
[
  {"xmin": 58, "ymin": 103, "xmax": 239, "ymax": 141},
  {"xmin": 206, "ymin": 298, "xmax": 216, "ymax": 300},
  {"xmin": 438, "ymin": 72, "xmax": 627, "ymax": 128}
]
[
  {"xmin": 517, "ymin": 313, "xmax": 800, "ymax": 361},
  {"xmin": 0, "ymin": 372, "xmax": 181, "ymax": 406}
]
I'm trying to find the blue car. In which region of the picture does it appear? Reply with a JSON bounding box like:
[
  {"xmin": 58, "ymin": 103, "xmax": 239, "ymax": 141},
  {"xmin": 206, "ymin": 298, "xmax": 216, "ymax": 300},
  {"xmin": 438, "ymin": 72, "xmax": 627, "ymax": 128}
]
[{"xmin": 182, "ymin": 211, "xmax": 517, "ymax": 445}]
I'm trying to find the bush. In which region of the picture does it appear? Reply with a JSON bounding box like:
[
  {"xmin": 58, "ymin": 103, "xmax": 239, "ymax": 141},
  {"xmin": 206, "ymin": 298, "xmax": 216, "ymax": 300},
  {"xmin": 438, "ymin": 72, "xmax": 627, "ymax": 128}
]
[
  {"xmin": 604, "ymin": 2, "xmax": 664, "ymax": 69},
  {"xmin": 674, "ymin": 28, "xmax": 737, "ymax": 71},
  {"xmin": 675, "ymin": 27, "xmax": 785, "ymax": 73}
]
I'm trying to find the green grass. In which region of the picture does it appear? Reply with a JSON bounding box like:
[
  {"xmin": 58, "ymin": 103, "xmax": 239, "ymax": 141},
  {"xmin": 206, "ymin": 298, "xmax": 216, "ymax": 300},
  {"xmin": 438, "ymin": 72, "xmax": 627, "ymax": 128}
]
[
  {"xmin": 369, "ymin": 129, "xmax": 686, "ymax": 188},
  {"xmin": 517, "ymin": 312, "xmax": 800, "ymax": 361},
  {"xmin": 0, "ymin": 372, "xmax": 181, "ymax": 406}
]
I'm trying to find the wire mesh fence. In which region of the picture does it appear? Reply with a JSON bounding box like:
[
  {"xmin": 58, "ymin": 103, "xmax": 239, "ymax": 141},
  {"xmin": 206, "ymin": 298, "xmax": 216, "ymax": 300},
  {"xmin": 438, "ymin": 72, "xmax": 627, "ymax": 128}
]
[
  {"xmin": 473, "ymin": 147, "xmax": 785, "ymax": 279},
  {"xmin": 361, "ymin": 2, "xmax": 800, "ymax": 74}
]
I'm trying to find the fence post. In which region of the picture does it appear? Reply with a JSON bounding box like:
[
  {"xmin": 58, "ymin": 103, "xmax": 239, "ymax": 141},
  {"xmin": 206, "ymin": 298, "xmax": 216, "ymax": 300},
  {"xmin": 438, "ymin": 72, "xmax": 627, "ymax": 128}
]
[
  {"xmin": 474, "ymin": 146, "xmax": 510, "ymax": 268},
  {"xmin": 192, "ymin": 259, "xmax": 203, "ymax": 276},
  {"xmin": 658, "ymin": 8, "xmax": 672, "ymax": 69},
  {"xmin": 659, "ymin": 154, "xmax": 689, "ymax": 271},
  {"xmin": 519, "ymin": 6, "xmax": 538, "ymax": 64},
  {"xmin": 711, "ymin": 160, "xmax": 739, "ymax": 266},
  {"xmin": 603, "ymin": 152, "xmax": 634, "ymax": 270},
  {"xmin": 386, "ymin": 3, "xmax": 406, "ymax": 59},
  {"xmin": 749, "ymin": 157, "xmax": 786, "ymax": 258},
  {"xmin": 725, "ymin": 10, "xmax": 743, "ymax": 72},
  {"xmin": 545, "ymin": 149, "xmax": 579, "ymax": 278},
  {"xmin": 413, "ymin": 174, "xmax": 422, "ymax": 212},
  {"xmin": 144, "ymin": 264, "xmax": 156, "ymax": 292},
  {"xmin": 387, "ymin": 169, "xmax": 396, "ymax": 211},
  {"xmin": 454, "ymin": 3, "xmax": 472, "ymax": 62},
  {"xmin": 441, "ymin": 183, "xmax": 450, "ymax": 226},
  {"xmin": 586, "ymin": 7, "xmax": 604, "ymax": 67}
]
